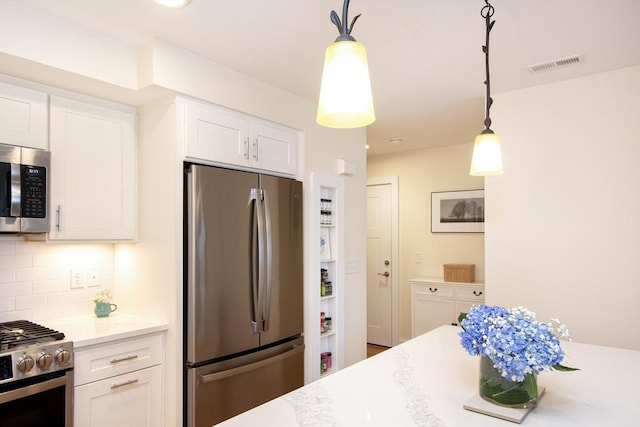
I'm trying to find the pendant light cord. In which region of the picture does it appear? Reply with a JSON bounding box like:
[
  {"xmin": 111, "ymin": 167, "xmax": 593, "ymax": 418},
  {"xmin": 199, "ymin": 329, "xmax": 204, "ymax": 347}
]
[{"xmin": 481, "ymin": 1, "xmax": 496, "ymax": 133}]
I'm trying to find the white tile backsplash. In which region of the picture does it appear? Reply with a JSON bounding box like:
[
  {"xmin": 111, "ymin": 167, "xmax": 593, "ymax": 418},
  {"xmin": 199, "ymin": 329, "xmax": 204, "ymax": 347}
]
[
  {"xmin": 0, "ymin": 269, "xmax": 15, "ymax": 283},
  {"xmin": 0, "ymin": 238, "xmax": 115, "ymax": 321},
  {"xmin": 0, "ymin": 254, "xmax": 32, "ymax": 269},
  {"xmin": 0, "ymin": 297, "xmax": 15, "ymax": 312},
  {"xmin": 16, "ymin": 294, "xmax": 47, "ymax": 310},
  {"xmin": 0, "ymin": 282, "xmax": 32, "ymax": 297}
]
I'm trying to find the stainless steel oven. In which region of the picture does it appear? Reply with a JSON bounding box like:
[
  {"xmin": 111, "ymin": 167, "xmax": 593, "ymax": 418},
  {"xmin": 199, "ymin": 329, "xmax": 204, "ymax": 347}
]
[{"xmin": 0, "ymin": 320, "xmax": 73, "ymax": 427}]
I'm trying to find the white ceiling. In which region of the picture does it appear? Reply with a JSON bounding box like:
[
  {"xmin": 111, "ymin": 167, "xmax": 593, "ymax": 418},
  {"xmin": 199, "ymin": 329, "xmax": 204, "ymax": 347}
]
[{"xmin": 14, "ymin": 0, "xmax": 640, "ymax": 156}]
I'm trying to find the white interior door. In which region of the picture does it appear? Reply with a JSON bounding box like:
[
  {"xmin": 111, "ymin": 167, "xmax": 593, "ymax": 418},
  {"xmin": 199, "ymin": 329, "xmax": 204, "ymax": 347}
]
[{"xmin": 367, "ymin": 183, "xmax": 392, "ymax": 346}]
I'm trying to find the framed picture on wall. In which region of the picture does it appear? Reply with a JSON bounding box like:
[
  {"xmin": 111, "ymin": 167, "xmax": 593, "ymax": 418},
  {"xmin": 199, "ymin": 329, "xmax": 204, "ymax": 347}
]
[{"xmin": 431, "ymin": 189, "xmax": 484, "ymax": 233}]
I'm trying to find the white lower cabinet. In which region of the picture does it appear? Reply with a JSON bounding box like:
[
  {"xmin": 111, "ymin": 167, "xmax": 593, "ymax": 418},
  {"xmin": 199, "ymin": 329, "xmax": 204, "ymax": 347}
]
[
  {"xmin": 74, "ymin": 333, "xmax": 164, "ymax": 427},
  {"xmin": 411, "ymin": 278, "xmax": 485, "ymax": 337},
  {"xmin": 74, "ymin": 365, "xmax": 162, "ymax": 427}
]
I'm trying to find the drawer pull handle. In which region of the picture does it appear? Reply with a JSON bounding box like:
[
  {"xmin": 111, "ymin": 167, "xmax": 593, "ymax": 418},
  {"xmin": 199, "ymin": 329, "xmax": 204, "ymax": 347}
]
[
  {"xmin": 110, "ymin": 379, "xmax": 139, "ymax": 390},
  {"xmin": 473, "ymin": 290, "xmax": 483, "ymax": 296},
  {"xmin": 110, "ymin": 355, "xmax": 139, "ymax": 364},
  {"xmin": 428, "ymin": 287, "xmax": 438, "ymax": 292}
]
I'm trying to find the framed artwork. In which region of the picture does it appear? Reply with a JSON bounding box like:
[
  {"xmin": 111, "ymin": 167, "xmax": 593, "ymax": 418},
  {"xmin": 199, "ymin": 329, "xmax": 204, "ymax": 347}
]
[{"xmin": 431, "ymin": 190, "xmax": 484, "ymax": 233}]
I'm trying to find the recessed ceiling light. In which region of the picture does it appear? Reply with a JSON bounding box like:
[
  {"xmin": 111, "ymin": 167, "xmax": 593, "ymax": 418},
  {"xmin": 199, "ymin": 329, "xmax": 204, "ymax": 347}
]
[
  {"xmin": 152, "ymin": 0, "xmax": 191, "ymax": 8},
  {"xmin": 388, "ymin": 138, "xmax": 403, "ymax": 146}
]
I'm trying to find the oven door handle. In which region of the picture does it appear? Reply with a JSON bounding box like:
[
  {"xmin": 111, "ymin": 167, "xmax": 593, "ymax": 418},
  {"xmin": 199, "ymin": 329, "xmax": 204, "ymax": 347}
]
[{"xmin": 0, "ymin": 372, "xmax": 69, "ymax": 404}]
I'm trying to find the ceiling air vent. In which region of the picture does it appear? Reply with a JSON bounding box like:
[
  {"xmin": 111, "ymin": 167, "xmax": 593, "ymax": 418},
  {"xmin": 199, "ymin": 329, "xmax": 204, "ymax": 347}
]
[{"xmin": 527, "ymin": 54, "xmax": 585, "ymax": 73}]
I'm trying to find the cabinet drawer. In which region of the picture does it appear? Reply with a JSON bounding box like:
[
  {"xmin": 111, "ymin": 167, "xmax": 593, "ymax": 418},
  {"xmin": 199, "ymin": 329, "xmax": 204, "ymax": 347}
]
[
  {"xmin": 75, "ymin": 334, "xmax": 163, "ymax": 386},
  {"xmin": 413, "ymin": 284, "xmax": 454, "ymax": 298},
  {"xmin": 74, "ymin": 365, "xmax": 163, "ymax": 427},
  {"xmin": 454, "ymin": 286, "xmax": 485, "ymax": 301}
]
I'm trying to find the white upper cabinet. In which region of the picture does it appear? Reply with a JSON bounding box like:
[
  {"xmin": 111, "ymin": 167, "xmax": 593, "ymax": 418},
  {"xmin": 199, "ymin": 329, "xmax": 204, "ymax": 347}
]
[
  {"xmin": 184, "ymin": 99, "xmax": 298, "ymax": 176},
  {"xmin": 0, "ymin": 82, "xmax": 48, "ymax": 149},
  {"xmin": 49, "ymin": 95, "xmax": 136, "ymax": 241}
]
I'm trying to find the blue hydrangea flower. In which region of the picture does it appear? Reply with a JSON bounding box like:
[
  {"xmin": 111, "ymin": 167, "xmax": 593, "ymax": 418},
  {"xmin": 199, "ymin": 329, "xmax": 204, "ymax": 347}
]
[{"xmin": 459, "ymin": 305, "xmax": 567, "ymax": 382}]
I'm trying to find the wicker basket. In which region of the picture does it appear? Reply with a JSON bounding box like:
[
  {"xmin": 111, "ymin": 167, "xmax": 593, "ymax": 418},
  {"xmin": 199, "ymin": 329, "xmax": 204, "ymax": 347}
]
[{"xmin": 443, "ymin": 264, "xmax": 475, "ymax": 283}]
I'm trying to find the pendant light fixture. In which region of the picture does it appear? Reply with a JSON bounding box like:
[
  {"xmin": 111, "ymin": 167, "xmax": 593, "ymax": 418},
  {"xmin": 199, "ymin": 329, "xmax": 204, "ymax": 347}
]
[
  {"xmin": 316, "ymin": 0, "xmax": 375, "ymax": 128},
  {"xmin": 470, "ymin": 0, "xmax": 504, "ymax": 176}
]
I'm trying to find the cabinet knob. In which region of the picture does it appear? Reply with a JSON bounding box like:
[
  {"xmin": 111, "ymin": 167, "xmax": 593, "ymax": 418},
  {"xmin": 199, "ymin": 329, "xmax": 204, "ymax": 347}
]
[
  {"xmin": 428, "ymin": 287, "xmax": 438, "ymax": 292},
  {"xmin": 473, "ymin": 290, "xmax": 483, "ymax": 296}
]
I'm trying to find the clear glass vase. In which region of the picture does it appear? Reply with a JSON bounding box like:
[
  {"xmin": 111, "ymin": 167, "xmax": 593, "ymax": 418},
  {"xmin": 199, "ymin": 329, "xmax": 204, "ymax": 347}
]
[{"xmin": 479, "ymin": 356, "xmax": 538, "ymax": 408}]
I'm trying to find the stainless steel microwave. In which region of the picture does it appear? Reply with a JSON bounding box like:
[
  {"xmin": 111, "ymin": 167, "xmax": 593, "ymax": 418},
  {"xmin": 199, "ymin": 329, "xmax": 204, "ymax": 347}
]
[{"xmin": 0, "ymin": 144, "xmax": 50, "ymax": 234}]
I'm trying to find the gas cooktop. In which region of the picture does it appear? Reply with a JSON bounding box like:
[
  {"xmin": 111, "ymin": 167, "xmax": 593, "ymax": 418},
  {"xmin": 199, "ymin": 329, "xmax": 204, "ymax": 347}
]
[
  {"xmin": 0, "ymin": 320, "xmax": 65, "ymax": 351},
  {"xmin": 0, "ymin": 320, "xmax": 73, "ymax": 386}
]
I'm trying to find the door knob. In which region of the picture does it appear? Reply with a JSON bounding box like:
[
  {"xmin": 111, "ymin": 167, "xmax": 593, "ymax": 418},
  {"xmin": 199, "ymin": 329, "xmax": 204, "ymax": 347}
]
[{"xmin": 377, "ymin": 271, "xmax": 390, "ymax": 277}]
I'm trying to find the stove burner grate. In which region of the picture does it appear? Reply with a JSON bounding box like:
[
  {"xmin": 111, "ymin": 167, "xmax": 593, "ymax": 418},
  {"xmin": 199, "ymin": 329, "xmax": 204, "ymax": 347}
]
[{"xmin": 0, "ymin": 320, "xmax": 65, "ymax": 351}]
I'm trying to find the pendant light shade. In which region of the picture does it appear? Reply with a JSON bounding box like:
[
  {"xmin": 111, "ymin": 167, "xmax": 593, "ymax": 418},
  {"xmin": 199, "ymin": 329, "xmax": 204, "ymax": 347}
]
[
  {"xmin": 470, "ymin": 1, "xmax": 504, "ymax": 176},
  {"xmin": 317, "ymin": 40, "xmax": 375, "ymax": 128},
  {"xmin": 470, "ymin": 131, "xmax": 503, "ymax": 176},
  {"xmin": 316, "ymin": 0, "xmax": 375, "ymax": 128}
]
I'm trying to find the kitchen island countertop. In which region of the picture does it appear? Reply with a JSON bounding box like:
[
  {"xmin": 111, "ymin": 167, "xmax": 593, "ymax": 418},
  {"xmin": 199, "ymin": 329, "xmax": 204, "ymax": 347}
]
[
  {"xmin": 218, "ymin": 325, "xmax": 640, "ymax": 426},
  {"xmin": 43, "ymin": 313, "xmax": 168, "ymax": 348}
]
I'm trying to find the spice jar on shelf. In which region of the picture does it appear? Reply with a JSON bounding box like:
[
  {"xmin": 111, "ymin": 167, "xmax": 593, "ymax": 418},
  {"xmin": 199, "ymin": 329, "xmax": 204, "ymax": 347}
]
[{"xmin": 324, "ymin": 317, "xmax": 332, "ymax": 332}]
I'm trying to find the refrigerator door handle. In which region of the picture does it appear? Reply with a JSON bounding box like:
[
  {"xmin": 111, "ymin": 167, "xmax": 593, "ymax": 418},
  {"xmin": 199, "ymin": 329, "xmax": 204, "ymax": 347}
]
[
  {"xmin": 249, "ymin": 188, "xmax": 261, "ymax": 334},
  {"xmin": 262, "ymin": 188, "xmax": 273, "ymax": 331},
  {"xmin": 255, "ymin": 188, "xmax": 267, "ymax": 332},
  {"xmin": 198, "ymin": 343, "xmax": 305, "ymax": 383}
]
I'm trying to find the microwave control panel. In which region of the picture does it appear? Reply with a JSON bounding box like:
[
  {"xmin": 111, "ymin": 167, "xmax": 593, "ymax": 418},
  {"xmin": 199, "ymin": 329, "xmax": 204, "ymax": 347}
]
[{"xmin": 21, "ymin": 165, "xmax": 47, "ymax": 219}]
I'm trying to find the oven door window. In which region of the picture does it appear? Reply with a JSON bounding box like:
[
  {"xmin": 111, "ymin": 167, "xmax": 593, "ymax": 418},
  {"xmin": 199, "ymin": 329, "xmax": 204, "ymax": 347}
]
[{"xmin": 0, "ymin": 371, "xmax": 71, "ymax": 427}]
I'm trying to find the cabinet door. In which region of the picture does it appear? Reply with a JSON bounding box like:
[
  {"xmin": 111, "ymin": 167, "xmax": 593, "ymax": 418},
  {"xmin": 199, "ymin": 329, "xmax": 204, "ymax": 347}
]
[
  {"xmin": 49, "ymin": 96, "xmax": 136, "ymax": 240},
  {"xmin": 250, "ymin": 122, "xmax": 298, "ymax": 175},
  {"xmin": 184, "ymin": 101, "xmax": 250, "ymax": 167},
  {"xmin": 0, "ymin": 82, "xmax": 48, "ymax": 149},
  {"xmin": 412, "ymin": 295, "xmax": 455, "ymax": 337},
  {"xmin": 74, "ymin": 365, "xmax": 163, "ymax": 427}
]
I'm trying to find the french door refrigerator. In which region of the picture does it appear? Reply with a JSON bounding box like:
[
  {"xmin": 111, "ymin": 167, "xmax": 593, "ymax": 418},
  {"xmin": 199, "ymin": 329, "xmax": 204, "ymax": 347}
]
[{"xmin": 184, "ymin": 164, "xmax": 304, "ymax": 427}]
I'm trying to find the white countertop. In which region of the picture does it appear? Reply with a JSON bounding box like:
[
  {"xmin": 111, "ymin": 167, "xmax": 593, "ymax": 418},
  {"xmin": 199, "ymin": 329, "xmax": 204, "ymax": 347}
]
[
  {"xmin": 42, "ymin": 313, "xmax": 168, "ymax": 348},
  {"xmin": 218, "ymin": 325, "xmax": 640, "ymax": 427}
]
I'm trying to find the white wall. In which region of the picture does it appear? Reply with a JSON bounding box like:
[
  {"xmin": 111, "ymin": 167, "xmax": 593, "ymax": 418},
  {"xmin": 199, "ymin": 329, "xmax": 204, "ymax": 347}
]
[
  {"xmin": 0, "ymin": 1, "xmax": 137, "ymax": 90},
  {"xmin": 367, "ymin": 144, "xmax": 485, "ymax": 341},
  {"xmin": 487, "ymin": 65, "xmax": 640, "ymax": 350}
]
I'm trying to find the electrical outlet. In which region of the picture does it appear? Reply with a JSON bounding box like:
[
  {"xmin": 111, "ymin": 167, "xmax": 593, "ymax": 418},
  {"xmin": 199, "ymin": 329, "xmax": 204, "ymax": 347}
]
[
  {"xmin": 415, "ymin": 252, "xmax": 423, "ymax": 264},
  {"xmin": 88, "ymin": 267, "xmax": 100, "ymax": 287},
  {"xmin": 70, "ymin": 268, "xmax": 86, "ymax": 289}
]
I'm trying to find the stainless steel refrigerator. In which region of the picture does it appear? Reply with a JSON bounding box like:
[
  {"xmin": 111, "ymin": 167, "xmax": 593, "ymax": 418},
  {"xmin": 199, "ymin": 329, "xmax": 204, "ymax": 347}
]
[{"xmin": 184, "ymin": 164, "xmax": 304, "ymax": 427}]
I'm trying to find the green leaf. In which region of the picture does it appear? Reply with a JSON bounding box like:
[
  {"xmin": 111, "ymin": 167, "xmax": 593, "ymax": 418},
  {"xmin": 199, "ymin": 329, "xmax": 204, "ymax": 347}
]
[
  {"xmin": 522, "ymin": 374, "xmax": 538, "ymax": 397},
  {"xmin": 553, "ymin": 363, "xmax": 580, "ymax": 372},
  {"xmin": 457, "ymin": 312, "xmax": 467, "ymax": 327},
  {"xmin": 480, "ymin": 373, "xmax": 537, "ymax": 406}
]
